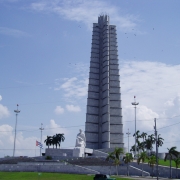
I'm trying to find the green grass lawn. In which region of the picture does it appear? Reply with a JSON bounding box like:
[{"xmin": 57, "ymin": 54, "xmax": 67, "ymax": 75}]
[
  {"xmin": 158, "ymin": 159, "xmax": 176, "ymax": 167},
  {"xmin": 0, "ymin": 172, "xmax": 133, "ymax": 180},
  {"xmin": 144, "ymin": 159, "xmax": 176, "ymax": 167}
]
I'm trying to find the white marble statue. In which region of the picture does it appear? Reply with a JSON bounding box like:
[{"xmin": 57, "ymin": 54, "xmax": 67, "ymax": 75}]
[
  {"xmin": 73, "ymin": 129, "xmax": 86, "ymax": 157},
  {"xmin": 75, "ymin": 129, "xmax": 86, "ymax": 148}
]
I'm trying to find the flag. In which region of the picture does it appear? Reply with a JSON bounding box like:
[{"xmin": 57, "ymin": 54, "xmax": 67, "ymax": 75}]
[{"xmin": 36, "ymin": 140, "xmax": 43, "ymax": 149}]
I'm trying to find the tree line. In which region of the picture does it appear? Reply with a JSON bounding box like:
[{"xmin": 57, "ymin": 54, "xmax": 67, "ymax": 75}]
[
  {"xmin": 106, "ymin": 130, "xmax": 180, "ymax": 179},
  {"xmin": 44, "ymin": 133, "xmax": 65, "ymax": 149},
  {"xmin": 130, "ymin": 130, "xmax": 164, "ymax": 155}
]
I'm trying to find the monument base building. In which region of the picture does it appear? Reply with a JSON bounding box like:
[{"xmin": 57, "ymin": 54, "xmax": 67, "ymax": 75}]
[{"xmin": 85, "ymin": 15, "xmax": 124, "ymax": 149}]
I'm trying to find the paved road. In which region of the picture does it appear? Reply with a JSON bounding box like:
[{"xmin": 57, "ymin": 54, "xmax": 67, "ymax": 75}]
[{"xmin": 113, "ymin": 175, "xmax": 180, "ymax": 180}]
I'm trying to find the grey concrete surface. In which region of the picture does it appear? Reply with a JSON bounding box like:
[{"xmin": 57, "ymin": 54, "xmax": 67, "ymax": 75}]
[{"xmin": 85, "ymin": 15, "xmax": 123, "ymax": 149}]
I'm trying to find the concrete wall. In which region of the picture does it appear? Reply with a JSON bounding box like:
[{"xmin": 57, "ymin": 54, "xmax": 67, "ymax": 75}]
[
  {"xmin": 45, "ymin": 148, "xmax": 73, "ymax": 157},
  {"xmin": 0, "ymin": 161, "xmax": 180, "ymax": 178},
  {"xmin": 130, "ymin": 162, "xmax": 180, "ymax": 178},
  {"xmin": 0, "ymin": 163, "xmax": 99, "ymax": 174}
]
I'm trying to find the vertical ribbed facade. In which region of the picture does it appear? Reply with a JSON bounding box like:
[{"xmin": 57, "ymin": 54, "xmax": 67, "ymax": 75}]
[{"xmin": 85, "ymin": 15, "xmax": 123, "ymax": 149}]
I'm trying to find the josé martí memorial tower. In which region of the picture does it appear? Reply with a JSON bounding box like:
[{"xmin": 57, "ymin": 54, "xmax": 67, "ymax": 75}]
[{"xmin": 85, "ymin": 15, "xmax": 124, "ymax": 150}]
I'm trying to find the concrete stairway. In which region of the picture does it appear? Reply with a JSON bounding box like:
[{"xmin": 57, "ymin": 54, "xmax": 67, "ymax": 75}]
[
  {"xmin": 0, "ymin": 157, "xmax": 36, "ymax": 164},
  {"xmin": 66, "ymin": 157, "xmax": 113, "ymax": 166}
]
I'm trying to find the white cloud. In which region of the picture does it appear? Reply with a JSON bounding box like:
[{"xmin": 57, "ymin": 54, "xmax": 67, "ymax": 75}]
[
  {"xmin": 123, "ymin": 105, "xmax": 159, "ymax": 131},
  {"xmin": 0, "ymin": 95, "xmax": 2, "ymax": 101},
  {"xmin": 163, "ymin": 94, "xmax": 180, "ymax": 117},
  {"xmin": 55, "ymin": 77, "xmax": 88, "ymax": 98},
  {"xmin": 120, "ymin": 61, "xmax": 180, "ymax": 113},
  {"xmin": 61, "ymin": 77, "xmax": 77, "ymax": 89},
  {"xmin": 0, "ymin": 104, "xmax": 10, "ymax": 119},
  {"xmin": 0, "ymin": 124, "xmax": 38, "ymax": 157},
  {"xmin": 66, "ymin": 104, "xmax": 81, "ymax": 112},
  {"xmin": 0, "ymin": 119, "xmax": 71, "ymax": 157},
  {"xmin": 0, "ymin": 27, "xmax": 30, "ymax": 38},
  {"xmin": 54, "ymin": 106, "xmax": 64, "ymax": 115},
  {"xmin": 46, "ymin": 119, "xmax": 68, "ymax": 135},
  {"xmin": 120, "ymin": 61, "xmax": 180, "ymax": 152},
  {"xmin": 30, "ymin": 0, "xmax": 138, "ymax": 31},
  {"xmin": 0, "ymin": 124, "xmax": 13, "ymax": 138}
]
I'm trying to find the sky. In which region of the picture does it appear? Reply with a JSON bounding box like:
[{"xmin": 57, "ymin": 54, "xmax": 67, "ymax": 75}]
[{"xmin": 0, "ymin": 0, "xmax": 180, "ymax": 157}]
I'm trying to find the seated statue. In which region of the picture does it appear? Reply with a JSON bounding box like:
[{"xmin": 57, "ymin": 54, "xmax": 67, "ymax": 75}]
[{"xmin": 75, "ymin": 129, "xmax": 86, "ymax": 148}]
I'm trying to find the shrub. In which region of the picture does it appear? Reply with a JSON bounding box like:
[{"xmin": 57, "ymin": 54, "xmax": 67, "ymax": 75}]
[{"xmin": 45, "ymin": 156, "xmax": 52, "ymax": 160}]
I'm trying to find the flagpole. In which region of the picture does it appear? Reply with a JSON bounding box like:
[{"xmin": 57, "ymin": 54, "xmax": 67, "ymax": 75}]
[
  {"xmin": 13, "ymin": 104, "xmax": 20, "ymax": 157},
  {"xmin": 39, "ymin": 123, "xmax": 44, "ymax": 156},
  {"xmin": 132, "ymin": 96, "xmax": 139, "ymax": 159}
]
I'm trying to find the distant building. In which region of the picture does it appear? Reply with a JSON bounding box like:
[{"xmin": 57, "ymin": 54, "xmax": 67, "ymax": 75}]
[{"xmin": 85, "ymin": 15, "xmax": 124, "ymax": 149}]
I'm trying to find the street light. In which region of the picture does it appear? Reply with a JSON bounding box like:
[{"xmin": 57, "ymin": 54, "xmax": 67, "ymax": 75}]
[
  {"xmin": 131, "ymin": 96, "xmax": 139, "ymax": 158},
  {"xmin": 39, "ymin": 123, "xmax": 44, "ymax": 156},
  {"xmin": 13, "ymin": 104, "xmax": 20, "ymax": 157},
  {"xmin": 126, "ymin": 129, "xmax": 131, "ymax": 153}
]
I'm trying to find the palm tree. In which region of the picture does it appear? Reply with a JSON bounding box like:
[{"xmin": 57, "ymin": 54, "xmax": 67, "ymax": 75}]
[
  {"xmin": 106, "ymin": 148, "xmax": 123, "ymax": 176},
  {"xmin": 138, "ymin": 141, "xmax": 145, "ymax": 152},
  {"xmin": 123, "ymin": 153, "xmax": 133, "ymax": 176},
  {"xmin": 54, "ymin": 135, "xmax": 59, "ymax": 149},
  {"xmin": 148, "ymin": 155, "xmax": 156, "ymax": 177},
  {"xmin": 106, "ymin": 152, "xmax": 115, "ymax": 175},
  {"xmin": 114, "ymin": 158, "xmax": 120, "ymax": 175},
  {"xmin": 133, "ymin": 130, "xmax": 141, "ymax": 143},
  {"xmin": 56, "ymin": 133, "xmax": 65, "ymax": 148},
  {"xmin": 44, "ymin": 136, "xmax": 53, "ymax": 148},
  {"xmin": 141, "ymin": 132, "xmax": 147, "ymax": 151},
  {"xmin": 157, "ymin": 134, "xmax": 164, "ymax": 147},
  {"xmin": 52, "ymin": 134, "xmax": 65, "ymax": 149},
  {"xmin": 164, "ymin": 146, "xmax": 179, "ymax": 178},
  {"xmin": 52, "ymin": 135, "xmax": 56, "ymax": 148},
  {"xmin": 113, "ymin": 147, "xmax": 124, "ymax": 160},
  {"xmin": 137, "ymin": 151, "xmax": 147, "ymax": 176},
  {"xmin": 141, "ymin": 132, "xmax": 147, "ymax": 142},
  {"xmin": 130, "ymin": 144, "xmax": 140, "ymax": 157},
  {"xmin": 144, "ymin": 134, "xmax": 155, "ymax": 156},
  {"xmin": 130, "ymin": 145, "xmax": 135, "ymax": 152},
  {"xmin": 174, "ymin": 157, "xmax": 180, "ymax": 178},
  {"xmin": 113, "ymin": 147, "xmax": 123, "ymax": 175}
]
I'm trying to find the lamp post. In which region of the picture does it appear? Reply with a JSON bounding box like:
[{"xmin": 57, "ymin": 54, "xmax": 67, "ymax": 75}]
[
  {"xmin": 13, "ymin": 104, "xmax": 20, "ymax": 157},
  {"xmin": 131, "ymin": 96, "xmax": 139, "ymax": 158},
  {"xmin": 126, "ymin": 129, "xmax": 131, "ymax": 153},
  {"xmin": 154, "ymin": 118, "xmax": 159, "ymax": 180},
  {"xmin": 39, "ymin": 123, "xmax": 44, "ymax": 156}
]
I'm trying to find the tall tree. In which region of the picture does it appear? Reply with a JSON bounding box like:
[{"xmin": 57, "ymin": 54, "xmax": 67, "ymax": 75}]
[
  {"xmin": 44, "ymin": 136, "xmax": 53, "ymax": 148},
  {"xmin": 113, "ymin": 147, "xmax": 124, "ymax": 160},
  {"xmin": 138, "ymin": 141, "xmax": 145, "ymax": 152},
  {"xmin": 123, "ymin": 153, "xmax": 133, "ymax": 176},
  {"xmin": 106, "ymin": 148, "xmax": 123, "ymax": 176},
  {"xmin": 130, "ymin": 144, "xmax": 140, "ymax": 156},
  {"xmin": 106, "ymin": 152, "xmax": 115, "ymax": 175},
  {"xmin": 56, "ymin": 133, "xmax": 65, "ymax": 148},
  {"xmin": 52, "ymin": 133, "xmax": 65, "ymax": 149},
  {"xmin": 137, "ymin": 151, "xmax": 147, "ymax": 176},
  {"xmin": 141, "ymin": 132, "xmax": 147, "ymax": 142},
  {"xmin": 133, "ymin": 130, "xmax": 141, "ymax": 143},
  {"xmin": 164, "ymin": 146, "xmax": 179, "ymax": 178},
  {"xmin": 141, "ymin": 132, "xmax": 147, "ymax": 151},
  {"xmin": 157, "ymin": 134, "xmax": 164, "ymax": 147},
  {"xmin": 114, "ymin": 147, "xmax": 123, "ymax": 175},
  {"xmin": 114, "ymin": 158, "xmax": 120, "ymax": 176},
  {"xmin": 174, "ymin": 157, "xmax": 180, "ymax": 178},
  {"xmin": 148, "ymin": 155, "xmax": 156, "ymax": 177},
  {"xmin": 144, "ymin": 134, "xmax": 155, "ymax": 156}
]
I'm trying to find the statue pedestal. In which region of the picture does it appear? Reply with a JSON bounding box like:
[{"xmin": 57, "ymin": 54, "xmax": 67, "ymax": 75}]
[{"xmin": 73, "ymin": 147, "xmax": 85, "ymax": 157}]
